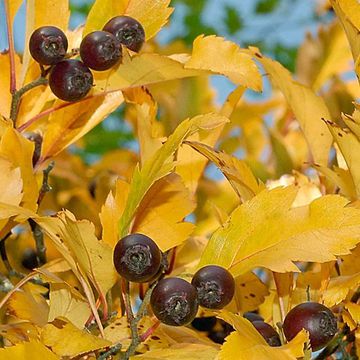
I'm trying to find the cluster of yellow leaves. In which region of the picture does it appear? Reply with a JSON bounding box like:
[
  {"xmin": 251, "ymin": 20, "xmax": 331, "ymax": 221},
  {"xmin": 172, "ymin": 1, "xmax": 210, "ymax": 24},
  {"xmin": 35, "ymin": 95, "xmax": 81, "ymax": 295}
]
[{"xmin": 2, "ymin": 0, "xmax": 360, "ymax": 359}]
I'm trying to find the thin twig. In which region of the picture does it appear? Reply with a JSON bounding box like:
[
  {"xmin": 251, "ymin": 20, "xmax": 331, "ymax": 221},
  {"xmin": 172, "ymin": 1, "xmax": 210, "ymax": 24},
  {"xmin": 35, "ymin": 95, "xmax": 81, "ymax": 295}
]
[
  {"xmin": 0, "ymin": 272, "xmax": 14, "ymax": 293},
  {"xmin": 10, "ymin": 77, "xmax": 48, "ymax": 125},
  {"xmin": 98, "ymin": 343, "xmax": 122, "ymax": 360},
  {"xmin": 4, "ymin": 0, "xmax": 16, "ymax": 94}
]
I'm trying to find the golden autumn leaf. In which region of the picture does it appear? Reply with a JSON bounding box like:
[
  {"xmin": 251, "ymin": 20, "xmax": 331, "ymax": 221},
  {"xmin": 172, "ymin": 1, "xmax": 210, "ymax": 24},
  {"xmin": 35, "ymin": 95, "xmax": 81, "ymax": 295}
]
[
  {"xmin": 84, "ymin": 0, "xmax": 173, "ymax": 40},
  {"xmin": 185, "ymin": 36, "xmax": 262, "ymax": 91},
  {"xmin": 199, "ymin": 187, "xmax": 360, "ymax": 276},
  {"xmin": 0, "ymin": 340, "xmax": 59, "ymax": 359},
  {"xmin": 41, "ymin": 318, "xmax": 111, "ymax": 357},
  {"xmin": 40, "ymin": 91, "xmax": 124, "ymax": 161},
  {"xmin": 219, "ymin": 312, "xmax": 308, "ymax": 360},
  {"xmin": 131, "ymin": 173, "xmax": 195, "ymax": 251},
  {"xmin": 37, "ymin": 211, "xmax": 117, "ymax": 296},
  {"xmin": 185, "ymin": 141, "xmax": 265, "ymax": 202},
  {"xmin": 325, "ymin": 119, "xmax": 360, "ymax": 197},
  {"xmin": 0, "ymin": 158, "xmax": 22, "ymax": 206},
  {"xmin": 254, "ymin": 52, "xmax": 332, "ymax": 166},
  {"xmin": 118, "ymin": 113, "xmax": 229, "ymax": 237},
  {"xmin": 322, "ymin": 272, "xmax": 360, "ymax": 307}
]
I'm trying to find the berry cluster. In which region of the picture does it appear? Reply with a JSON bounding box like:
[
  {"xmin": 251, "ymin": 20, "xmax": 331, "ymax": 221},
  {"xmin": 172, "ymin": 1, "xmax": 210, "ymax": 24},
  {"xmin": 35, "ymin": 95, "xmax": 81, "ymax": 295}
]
[
  {"xmin": 113, "ymin": 234, "xmax": 235, "ymax": 326},
  {"xmin": 29, "ymin": 16, "xmax": 145, "ymax": 102}
]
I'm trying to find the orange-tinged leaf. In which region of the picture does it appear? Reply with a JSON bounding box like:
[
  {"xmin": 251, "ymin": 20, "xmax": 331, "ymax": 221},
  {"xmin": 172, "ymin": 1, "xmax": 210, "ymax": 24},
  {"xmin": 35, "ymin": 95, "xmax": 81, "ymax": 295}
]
[
  {"xmin": 8, "ymin": 284, "xmax": 49, "ymax": 326},
  {"xmin": 37, "ymin": 211, "xmax": 117, "ymax": 296},
  {"xmin": 322, "ymin": 272, "xmax": 360, "ymax": 307},
  {"xmin": 199, "ymin": 187, "xmax": 360, "ymax": 276},
  {"xmin": 0, "ymin": 322, "xmax": 39, "ymax": 344},
  {"xmin": 255, "ymin": 53, "xmax": 332, "ymax": 166},
  {"xmin": 41, "ymin": 91, "xmax": 124, "ymax": 161},
  {"xmin": 185, "ymin": 36, "xmax": 262, "ymax": 91},
  {"xmin": 0, "ymin": 52, "xmax": 21, "ymax": 118},
  {"xmin": 185, "ymin": 141, "xmax": 265, "ymax": 201},
  {"xmin": 119, "ymin": 113, "xmax": 229, "ymax": 237},
  {"xmin": 94, "ymin": 53, "xmax": 205, "ymax": 93},
  {"xmin": 0, "ymin": 341, "xmax": 59, "ymax": 359},
  {"xmin": 219, "ymin": 312, "xmax": 309, "ymax": 360},
  {"xmin": 84, "ymin": 0, "xmax": 173, "ymax": 40},
  {"xmin": 132, "ymin": 173, "xmax": 195, "ymax": 251},
  {"xmin": 41, "ymin": 319, "xmax": 111, "ymax": 357}
]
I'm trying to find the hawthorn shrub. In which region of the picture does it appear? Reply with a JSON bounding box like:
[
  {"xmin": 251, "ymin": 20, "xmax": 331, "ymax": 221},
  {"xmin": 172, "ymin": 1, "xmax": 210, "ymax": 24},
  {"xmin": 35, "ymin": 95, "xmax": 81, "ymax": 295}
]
[{"xmin": 0, "ymin": 1, "xmax": 359, "ymax": 359}]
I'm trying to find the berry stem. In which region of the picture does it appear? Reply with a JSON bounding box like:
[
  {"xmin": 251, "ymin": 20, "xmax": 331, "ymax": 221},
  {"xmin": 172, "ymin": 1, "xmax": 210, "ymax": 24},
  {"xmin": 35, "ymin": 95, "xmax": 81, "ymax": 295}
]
[
  {"xmin": 4, "ymin": 0, "xmax": 16, "ymax": 94},
  {"xmin": 272, "ymin": 272, "xmax": 286, "ymax": 322},
  {"xmin": 10, "ymin": 76, "xmax": 48, "ymax": 125}
]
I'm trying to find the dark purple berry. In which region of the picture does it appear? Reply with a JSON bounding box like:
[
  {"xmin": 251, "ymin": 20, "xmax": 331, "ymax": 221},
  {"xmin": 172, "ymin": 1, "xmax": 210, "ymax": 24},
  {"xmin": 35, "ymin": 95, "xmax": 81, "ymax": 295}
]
[
  {"xmin": 21, "ymin": 248, "xmax": 39, "ymax": 270},
  {"xmin": 29, "ymin": 26, "xmax": 68, "ymax": 65},
  {"xmin": 49, "ymin": 59, "xmax": 93, "ymax": 102},
  {"xmin": 208, "ymin": 320, "xmax": 234, "ymax": 344},
  {"xmin": 103, "ymin": 15, "xmax": 145, "ymax": 52},
  {"xmin": 283, "ymin": 302, "xmax": 337, "ymax": 351},
  {"xmin": 243, "ymin": 312, "xmax": 264, "ymax": 323},
  {"xmin": 113, "ymin": 233, "xmax": 161, "ymax": 283},
  {"xmin": 191, "ymin": 265, "xmax": 235, "ymax": 309},
  {"xmin": 252, "ymin": 321, "xmax": 281, "ymax": 347},
  {"xmin": 80, "ymin": 31, "xmax": 122, "ymax": 71},
  {"xmin": 191, "ymin": 316, "xmax": 217, "ymax": 332},
  {"xmin": 150, "ymin": 277, "xmax": 199, "ymax": 326}
]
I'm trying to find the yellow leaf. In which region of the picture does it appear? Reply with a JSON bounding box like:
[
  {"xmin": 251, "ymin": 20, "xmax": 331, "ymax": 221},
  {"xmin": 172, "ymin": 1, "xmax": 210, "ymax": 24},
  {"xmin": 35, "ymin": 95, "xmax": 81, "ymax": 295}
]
[
  {"xmin": 0, "ymin": 158, "xmax": 22, "ymax": 206},
  {"xmin": 37, "ymin": 211, "xmax": 117, "ymax": 296},
  {"xmin": 325, "ymin": 119, "xmax": 360, "ymax": 197},
  {"xmin": 100, "ymin": 180, "xmax": 130, "ymax": 247},
  {"xmin": 84, "ymin": 0, "xmax": 173, "ymax": 40},
  {"xmin": 0, "ymin": 127, "xmax": 39, "ymax": 211},
  {"xmin": 255, "ymin": 52, "xmax": 332, "ymax": 166},
  {"xmin": 94, "ymin": 53, "xmax": 204, "ymax": 93},
  {"xmin": 345, "ymin": 302, "xmax": 360, "ymax": 324},
  {"xmin": 119, "ymin": 113, "xmax": 229, "ymax": 237},
  {"xmin": 132, "ymin": 173, "xmax": 195, "ymax": 251},
  {"xmin": 0, "ymin": 341, "xmax": 59, "ymax": 359},
  {"xmin": 322, "ymin": 272, "xmax": 360, "ymax": 307},
  {"xmin": 8, "ymin": 284, "xmax": 49, "ymax": 326},
  {"xmin": 199, "ymin": 187, "xmax": 360, "ymax": 276},
  {"xmin": 228, "ymin": 272, "xmax": 269, "ymax": 313},
  {"xmin": 41, "ymin": 319, "xmax": 111, "ymax": 357},
  {"xmin": 131, "ymin": 344, "xmax": 219, "ymax": 360},
  {"xmin": 185, "ymin": 141, "xmax": 265, "ymax": 201},
  {"xmin": 48, "ymin": 283, "xmax": 91, "ymax": 329},
  {"xmin": 41, "ymin": 91, "xmax": 124, "ymax": 161},
  {"xmin": 219, "ymin": 312, "xmax": 308, "ymax": 360},
  {"xmin": 0, "ymin": 322, "xmax": 39, "ymax": 345},
  {"xmin": 185, "ymin": 36, "xmax": 262, "ymax": 91}
]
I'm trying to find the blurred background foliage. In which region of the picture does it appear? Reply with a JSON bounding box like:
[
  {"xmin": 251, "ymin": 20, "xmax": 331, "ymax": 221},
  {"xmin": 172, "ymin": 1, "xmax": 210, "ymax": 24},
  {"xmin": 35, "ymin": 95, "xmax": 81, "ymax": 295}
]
[{"xmin": 66, "ymin": 0, "xmax": 335, "ymax": 161}]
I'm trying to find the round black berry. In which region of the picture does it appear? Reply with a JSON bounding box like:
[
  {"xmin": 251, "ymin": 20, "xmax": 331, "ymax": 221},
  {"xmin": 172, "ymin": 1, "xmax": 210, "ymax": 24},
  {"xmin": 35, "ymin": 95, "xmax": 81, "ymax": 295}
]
[
  {"xmin": 21, "ymin": 248, "xmax": 39, "ymax": 270},
  {"xmin": 191, "ymin": 316, "xmax": 217, "ymax": 332},
  {"xmin": 113, "ymin": 233, "xmax": 161, "ymax": 283},
  {"xmin": 103, "ymin": 15, "xmax": 145, "ymax": 52},
  {"xmin": 80, "ymin": 31, "xmax": 122, "ymax": 71},
  {"xmin": 208, "ymin": 320, "xmax": 234, "ymax": 344},
  {"xmin": 49, "ymin": 59, "xmax": 93, "ymax": 102},
  {"xmin": 29, "ymin": 26, "xmax": 68, "ymax": 65},
  {"xmin": 150, "ymin": 277, "xmax": 199, "ymax": 326},
  {"xmin": 283, "ymin": 302, "xmax": 337, "ymax": 351},
  {"xmin": 191, "ymin": 265, "xmax": 235, "ymax": 309},
  {"xmin": 243, "ymin": 312, "xmax": 264, "ymax": 323},
  {"xmin": 252, "ymin": 321, "xmax": 281, "ymax": 347}
]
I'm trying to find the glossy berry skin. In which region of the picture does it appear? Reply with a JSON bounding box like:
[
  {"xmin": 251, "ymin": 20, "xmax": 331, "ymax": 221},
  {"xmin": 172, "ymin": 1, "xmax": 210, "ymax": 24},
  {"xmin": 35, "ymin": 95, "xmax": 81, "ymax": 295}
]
[
  {"xmin": 29, "ymin": 26, "xmax": 68, "ymax": 65},
  {"xmin": 191, "ymin": 265, "xmax": 235, "ymax": 309},
  {"xmin": 252, "ymin": 321, "xmax": 281, "ymax": 347},
  {"xmin": 103, "ymin": 15, "xmax": 145, "ymax": 52},
  {"xmin": 283, "ymin": 302, "xmax": 337, "ymax": 351},
  {"xmin": 80, "ymin": 31, "xmax": 122, "ymax": 71},
  {"xmin": 113, "ymin": 233, "xmax": 161, "ymax": 283},
  {"xmin": 243, "ymin": 312, "xmax": 264, "ymax": 323},
  {"xmin": 150, "ymin": 277, "xmax": 199, "ymax": 326},
  {"xmin": 49, "ymin": 59, "xmax": 93, "ymax": 102}
]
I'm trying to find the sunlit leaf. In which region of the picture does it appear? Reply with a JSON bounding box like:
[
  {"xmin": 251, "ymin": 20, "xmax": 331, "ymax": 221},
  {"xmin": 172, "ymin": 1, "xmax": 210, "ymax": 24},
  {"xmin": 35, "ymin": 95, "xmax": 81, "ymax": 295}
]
[{"xmin": 0, "ymin": 341, "xmax": 59, "ymax": 359}]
